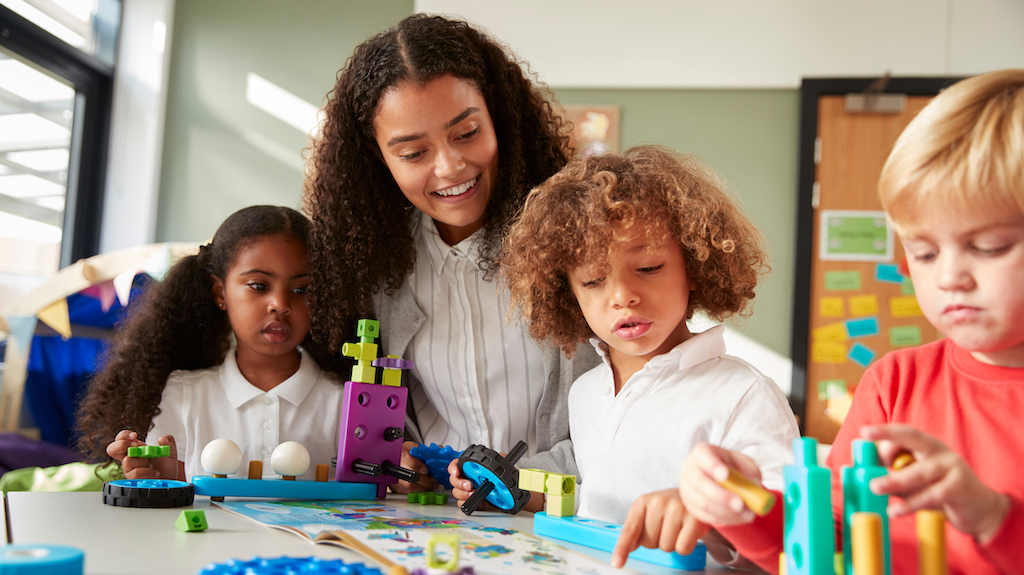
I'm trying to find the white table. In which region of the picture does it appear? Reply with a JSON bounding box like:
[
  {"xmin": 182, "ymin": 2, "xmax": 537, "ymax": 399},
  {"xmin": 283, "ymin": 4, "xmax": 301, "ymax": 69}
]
[{"xmin": 5, "ymin": 492, "xmax": 731, "ymax": 574}]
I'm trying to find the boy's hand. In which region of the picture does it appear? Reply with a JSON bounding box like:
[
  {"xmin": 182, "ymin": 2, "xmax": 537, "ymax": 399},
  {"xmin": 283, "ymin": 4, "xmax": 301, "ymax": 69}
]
[
  {"xmin": 390, "ymin": 441, "xmax": 436, "ymax": 494},
  {"xmin": 447, "ymin": 457, "xmax": 494, "ymax": 511},
  {"xmin": 679, "ymin": 442, "xmax": 760, "ymax": 526},
  {"xmin": 611, "ymin": 489, "xmax": 708, "ymax": 569},
  {"xmin": 110, "ymin": 431, "xmax": 181, "ymax": 480},
  {"xmin": 863, "ymin": 425, "xmax": 1010, "ymax": 543}
]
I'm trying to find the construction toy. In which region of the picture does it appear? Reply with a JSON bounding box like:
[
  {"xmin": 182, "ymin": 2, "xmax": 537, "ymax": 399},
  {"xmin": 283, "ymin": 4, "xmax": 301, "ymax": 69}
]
[
  {"xmin": 175, "ymin": 509, "xmax": 208, "ymax": 532},
  {"xmin": 891, "ymin": 452, "xmax": 915, "ymax": 471},
  {"xmin": 533, "ymin": 512, "xmax": 707, "ymax": 570},
  {"xmin": 197, "ymin": 556, "xmax": 384, "ymax": 575},
  {"xmin": 103, "ymin": 478, "xmax": 195, "ymax": 508},
  {"xmin": 248, "ymin": 460, "xmax": 263, "ymax": 479},
  {"xmin": 718, "ymin": 466, "xmax": 776, "ymax": 517},
  {"xmin": 428, "ymin": 533, "xmax": 460, "ymax": 571},
  {"xmin": 126, "ymin": 444, "xmax": 171, "ymax": 459},
  {"xmin": 0, "ymin": 544, "xmax": 84, "ymax": 574},
  {"xmin": 518, "ymin": 468, "xmax": 576, "ymax": 517},
  {"xmin": 917, "ymin": 510, "xmax": 946, "ymax": 575},
  {"xmin": 783, "ymin": 437, "xmax": 834, "ymax": 575},
  {"xmin": 407, "ymin": 492, "xmax": 449, "ymax": 505},
  {"xmin": 336, "ymin": 319, "xmax": 419, "ymax": 498},
  {"xmin": 457, "ymin": 441, "xmax": 530, "ymax": 515},
  {"xmin": 271, "ymin": 440, "xmax": 310, "ymax": 480},
  {"xmin": 842, "ymin": 440, "xmax": 890, "ymax": 575},
  {"xmin": 852, "ymin": 512, "xmax": 884, "ymax": 575},
  {"xmin": 409, "ymin": 443, "xmax": 463, "ymax": 490},
  {"xmin": 200, "ymin": 438, "xmax": 243, "ymax": 477},
  {"xmin": 375, "ymin": 355, "xmax": 413, "ymax": 387}
]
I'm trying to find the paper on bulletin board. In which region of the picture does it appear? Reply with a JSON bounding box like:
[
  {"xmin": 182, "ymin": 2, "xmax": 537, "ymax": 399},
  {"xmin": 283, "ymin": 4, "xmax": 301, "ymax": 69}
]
[
  {"xmin": 848, "ymin": 295, "xmax": 878, "ymax": 317},
  {"xmin": 819, "ymin": 210, "xmax": 893, "ymax": 262},
  {"xmin": 819, "ymin": 297, "xmax": 844, "ymax": 318}
]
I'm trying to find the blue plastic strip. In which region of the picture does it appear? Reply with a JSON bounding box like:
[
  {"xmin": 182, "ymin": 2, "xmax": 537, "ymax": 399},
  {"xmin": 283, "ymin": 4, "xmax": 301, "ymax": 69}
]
[{"xmin": 192, "ymin": 476, "xmax": 376, "ymax": 500}]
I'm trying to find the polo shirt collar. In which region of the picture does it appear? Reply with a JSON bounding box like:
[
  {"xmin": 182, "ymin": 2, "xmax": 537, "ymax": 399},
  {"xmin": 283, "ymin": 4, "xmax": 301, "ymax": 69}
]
[
  {"xmin": 589, "ymin": 324, "xmax": 727, "ymax": 375},
  {"xmin": 220, "ymin": 347, "xmax": 320, "ymax": 408},
  {"xmin": 418, "ymin": 210, "xmax": 484, "ymax": 276}
]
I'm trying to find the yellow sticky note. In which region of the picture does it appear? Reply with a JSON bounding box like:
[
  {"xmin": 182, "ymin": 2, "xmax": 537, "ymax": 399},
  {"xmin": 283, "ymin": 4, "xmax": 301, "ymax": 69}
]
[
  {"xmin": 849, "ymin": 295, "xmax": 879, "ymax": 317},
  {"xmin": 37, "ymin": 298, "xmax": 72, "ymax": 339},
  {"xmin": 812, "ymin": 342, "xmax": 848, "ymax": 364},
  {"xmin": 890, "ymin": 296, "xmax": 923, "ymax": 318},
  {"xmin": 820, "ymin": 297, "xmax": 844, "ymax": 318},
  {"xmin": 813, "ymin": 322, "xmax": 848, "ymax": 343}
]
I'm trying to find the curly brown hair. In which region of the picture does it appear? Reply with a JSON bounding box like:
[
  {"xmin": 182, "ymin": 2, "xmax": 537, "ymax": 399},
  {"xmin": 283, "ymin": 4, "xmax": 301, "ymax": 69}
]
[
  {"xmin": 75, "ymin": 206, "xmax": 345, "ymax": 468},
  {"xmin": 302, "ymin": 14, "xmax": 573, "ymax": 352},
  {"xmin": 502, "ymin": 145, "xmax": 770, "ymax": 357}
]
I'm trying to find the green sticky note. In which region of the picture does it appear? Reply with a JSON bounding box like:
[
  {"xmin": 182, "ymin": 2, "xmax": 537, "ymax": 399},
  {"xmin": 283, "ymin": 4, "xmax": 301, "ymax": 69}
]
[
  {"xmin": 818, "ymin": 379, "xmax": 848, "ymax": 400},
  {"xmin": 901, "ymin": 277, "xmax": 915, "ymax": 295},
  {"xmin": 889, "ymin": 325, "xmax": 922, "ymax": 347},
  {"xmin": 825, "ymin": 271, "xmax": 862, "ymax": 291}
]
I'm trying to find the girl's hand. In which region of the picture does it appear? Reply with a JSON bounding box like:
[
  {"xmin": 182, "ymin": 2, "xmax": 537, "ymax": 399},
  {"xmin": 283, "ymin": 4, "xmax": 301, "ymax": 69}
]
[
  {"xmin": 110, "ymin": 432, "xmax": 182, "ymax": 480},
  {"xmin": 863, "ymin": 425, "xmax": 1010, "ymax": 544},
  {"xmin": 611, "ymin": 488, "xmax": 708, "ymax": 569},
  {"xmin": 390, "ymin": 441, "xmax": 436, "ymax": 494},
  {"xmin": 106, "ymin": 429, "xmax": 142, "ymax": 464},
  {"xmin": 679, "ymin": 442, "xmax": 760, "ymax": 526}
]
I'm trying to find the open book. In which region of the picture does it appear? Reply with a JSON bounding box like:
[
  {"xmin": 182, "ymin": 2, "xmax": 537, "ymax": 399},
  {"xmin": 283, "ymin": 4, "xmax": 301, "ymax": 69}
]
[{"xmin": 214, "ymin": 500, "xmax": 634, "ymax": 575}]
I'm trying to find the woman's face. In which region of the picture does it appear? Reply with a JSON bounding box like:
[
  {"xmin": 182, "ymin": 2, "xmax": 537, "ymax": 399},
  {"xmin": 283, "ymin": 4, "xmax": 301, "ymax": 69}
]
[{"xmin": 373, "ymin": 74, "xmax": 499, "ymax": 246}]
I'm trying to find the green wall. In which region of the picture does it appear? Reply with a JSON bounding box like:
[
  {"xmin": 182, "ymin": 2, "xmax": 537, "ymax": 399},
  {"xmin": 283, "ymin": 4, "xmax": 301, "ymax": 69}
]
[{"xmin": 155, "ymin": 3, "xmax": 799, "ymax": 356}]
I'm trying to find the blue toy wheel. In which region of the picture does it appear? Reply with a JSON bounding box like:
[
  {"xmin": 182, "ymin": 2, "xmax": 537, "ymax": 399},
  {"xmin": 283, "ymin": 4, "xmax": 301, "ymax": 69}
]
[{"xmin": 103, "ymin": 479, "xmax": 194, "ymax": 508}]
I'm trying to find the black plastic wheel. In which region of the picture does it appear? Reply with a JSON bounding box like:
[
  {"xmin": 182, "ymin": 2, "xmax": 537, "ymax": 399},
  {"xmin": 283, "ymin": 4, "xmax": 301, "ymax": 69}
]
[
  {"xmin": 457, "ymin": 443, "xmax": 529, "ymax": 515},
  {"xmin": 102, "ymin": 479, "xmax": 194, "ymax": 508}
]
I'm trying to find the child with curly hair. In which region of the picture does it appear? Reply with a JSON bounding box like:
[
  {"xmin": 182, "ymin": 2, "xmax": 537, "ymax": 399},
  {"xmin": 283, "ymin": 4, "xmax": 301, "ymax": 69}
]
[
  {"xmin": 496, "ymin": 145, "xmax": 799, "ymax": 568},
  {"xmin": 76, "ymin": 206, "xmax": 347, "ymax": 481},
  {"xmin": 303, "ymin": 14, "xmax": 599, "ymax": 491}
]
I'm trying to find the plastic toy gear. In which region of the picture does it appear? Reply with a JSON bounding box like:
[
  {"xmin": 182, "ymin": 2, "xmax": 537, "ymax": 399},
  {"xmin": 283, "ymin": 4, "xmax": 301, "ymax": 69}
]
[
  {"xmin": 102, "ymin": 479, "xmax": 194, "ymax": 508},
  {"xmin": 456, "ymin": 440, "xmax": 530, "ymax": 515},
  {"xmin": 410, "ymin": 443, "xmax": 462, "ymax": 490}
]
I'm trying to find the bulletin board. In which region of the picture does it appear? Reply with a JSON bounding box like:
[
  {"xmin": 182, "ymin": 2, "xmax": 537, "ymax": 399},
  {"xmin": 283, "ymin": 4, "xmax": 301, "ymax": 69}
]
[{"xmin": 789, "ymin": 77, "xmax": 961, "ymax": 444}]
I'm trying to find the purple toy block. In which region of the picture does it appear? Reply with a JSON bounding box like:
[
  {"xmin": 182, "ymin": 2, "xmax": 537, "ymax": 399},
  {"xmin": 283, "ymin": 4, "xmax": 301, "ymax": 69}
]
[
  {"xmin": 335, "ymin": 381, "xmax": 409, "ymax": 496},
  {"xmin": 372, "ymin": 356, "xmax": 414, "ymax": 370}
]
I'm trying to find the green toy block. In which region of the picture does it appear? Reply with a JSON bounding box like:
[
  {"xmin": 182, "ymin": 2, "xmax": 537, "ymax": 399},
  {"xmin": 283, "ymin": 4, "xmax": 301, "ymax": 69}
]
[
  {"xmin": 545, "ymin": 473, "xmax": 576, "ymax": 496},
  {"xmin": 407, "ymin": 492, "xmax": 449, "ymax": 505},
  {"xmin": 127, "ymin": 445, "xmax": 170, "ymax": 459},
  {"xmin": 427, "ymin": 532, "xmax": 460, "ymax": 571},
  {"xmin": 842, "ymin": 440, "xmax": 890, "ymax": 575},
  {"xmin": 518, "ymin": 468, "xmax": 548, "ymax": 493},
  {"xmin": 546, "ymin": 494, "xmax": 575, "ymax": 517},
  {"xmin": 175, "ymin": 510, "xmax": 208, "ymax": 532},
  {"xmin": 356, "ymin": 319, "xmax": 380, "ymax": 340}
]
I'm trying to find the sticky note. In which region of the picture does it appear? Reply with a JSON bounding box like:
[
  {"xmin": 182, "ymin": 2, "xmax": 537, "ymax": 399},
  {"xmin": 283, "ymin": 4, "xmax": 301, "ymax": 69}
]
[
  {"xmin": 813, "ymin": 322, "xmax": 848, "ymax": 343},
  {"xmin": 848, "ymin": 295, "xmax": 878, "ymax": 317},
  {"xmin": 890, "ymin": 296, "xmax": 924, "ymax": 318},
  {"xmin": 818, "ymin": 379, "xmax": 848, "ymax": 400},
  {"xmin": 820, "ymin": 297, "xmax": 845, "ymax": 318},
  {"xmin": 875, "ymin": 263, "xmax": 904, "ymax": 283},
  {"xmin": 825, "ymin": 271, "xmax": 862, "ymax": 291},
  {"xmin": 900, "ymin": 277, "xmax": 915, "ymax": 295},
  {"xmin": 845, "ymin": 317, "xmax": 880, "ymax": 338},
  {"xmin": 848, "ymin": 342, "xmax": 876, "ymax": 368},
  {"xmin": 889, "ymin": 325, "xmax": 922, "ymax": 347},
  {"xmin": 812, "ymin": 342, "xmax": 848, "ymax": 364}
]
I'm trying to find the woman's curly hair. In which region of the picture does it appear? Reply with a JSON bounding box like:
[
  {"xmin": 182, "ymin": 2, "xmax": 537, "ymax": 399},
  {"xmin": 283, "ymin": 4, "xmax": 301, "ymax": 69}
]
[
  {"xmin": 302, "ymin": 14, "xmax": 573, "ymax": 352},
  {"xmin": 501, "ymin": 145, "xmax": 770, "ymax": 357},
  {"xmin": 75, "ymin": 206, "xmax": 345, "ymax": 468}
]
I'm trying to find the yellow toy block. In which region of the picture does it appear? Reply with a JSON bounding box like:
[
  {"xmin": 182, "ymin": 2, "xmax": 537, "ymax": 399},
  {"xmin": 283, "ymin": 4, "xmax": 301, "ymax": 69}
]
[
  {"xmin": 427, "ymin": 533, "xmax": 460, "ymax": 571},
  {"xmin": 382, "ymin": 369, "xmax": 402, "ymax": 387},
  {"xmin": 518, "ymin": 468, "xmax": 548, "ymax": 493},
  {"xmin": 545, "ymin": 473, "xmax": 575, "ymax": 496},
  {"xmin": 350, "ymin": 364, "xmax": 377, "ymax": 384},
  {"xmin": 342, "ymin": 341, "xmax": 378, "ymax": 362},
  {"xmin": 546, "ymin": 494, "xmax": 575, "ymax": 517}
]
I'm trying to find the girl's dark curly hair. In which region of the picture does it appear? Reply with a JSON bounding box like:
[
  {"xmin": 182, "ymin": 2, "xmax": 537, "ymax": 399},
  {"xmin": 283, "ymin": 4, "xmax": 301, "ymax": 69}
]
[
  {"xmin": 302, "ymin": 14, "xmax": 572, "ymax": 352},
  {"xmin": 75, "ymin": 205, "xmax": 345, "ymax": 467},
  {"xmin": 502, "ymin": 145, "xmax": 771, "ymax": 357}
]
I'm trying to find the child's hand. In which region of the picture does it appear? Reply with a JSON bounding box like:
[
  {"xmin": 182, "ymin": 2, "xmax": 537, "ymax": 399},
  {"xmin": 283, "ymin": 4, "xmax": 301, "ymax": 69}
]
[
  {"xmin": 448, "ymin": 457, "xmax": 492, "ymax": 510},
  {"xmin": 390, "ymin": 441, "xmax": 436, "ymax": 494},
  {"xmin": 611, "ymin": 488, "xmax": 708, "ymax": 569},
  {"xmin": 679, "ymin": 442, "xmax": 760, "ymax": 526},
  {"xmin": 108, "ymin": 430, "xmax": 181, "ymax": 480},
  {"xmin": 863, "ymin": 424, "xmax": 1010, "ymax": 543}
]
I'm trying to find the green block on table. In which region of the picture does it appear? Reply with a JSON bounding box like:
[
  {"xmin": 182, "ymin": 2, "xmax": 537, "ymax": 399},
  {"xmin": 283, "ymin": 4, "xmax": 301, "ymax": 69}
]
[
  {"xmin": 175, "ymin": 509, "xmax": 208, "ymax": 532},
  {"xmin": 128, "ymin": 445, "xmax": 170, "ymax": 458},
  {"xmin": 408, "ymin": 492, "xmax": 448, "ymax": 505}
]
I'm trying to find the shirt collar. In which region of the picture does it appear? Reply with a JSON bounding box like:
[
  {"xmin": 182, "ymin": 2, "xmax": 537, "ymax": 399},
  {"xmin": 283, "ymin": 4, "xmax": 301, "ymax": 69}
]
[
  {"xmin": 220, "ymin": 347, "xmax": 321, "ymax": 408},
  {"xmin": 589, "ymin": 324, "xmax": 728, "ymax": 375},
  {"xmin": 417, "ymin": 210, "xmax": 484, "ymax": 276}
]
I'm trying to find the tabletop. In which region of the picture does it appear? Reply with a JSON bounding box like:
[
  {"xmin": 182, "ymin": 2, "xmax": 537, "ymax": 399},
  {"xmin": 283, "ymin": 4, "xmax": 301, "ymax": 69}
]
[{"xmin": 4, "ymin": 491, "xmax": 733, "ymax": 575}]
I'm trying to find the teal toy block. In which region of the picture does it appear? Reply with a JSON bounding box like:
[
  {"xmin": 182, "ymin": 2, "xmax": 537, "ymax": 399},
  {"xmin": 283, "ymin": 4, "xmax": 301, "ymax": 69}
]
[
  {"xmin": 356, "ymin": 319, "xmax": 380, "ymax": 341},
  {"xmin": 127, "ymin": 444, "xmax": 171, "ymax": 458},
  {"xmin": 407, "ymin": 492, "xmax": 449, "ymax": 505},
  {"xmin": 545, "ymin": 473, "xmax": 575, "ymax": 497},
  {"xmin": 518, "ymin": 468, "xmax": 548, "ymax": 493},
  {"xmin": 175, "ymin": 509, "xmax": 208, "ymax": 532},
  {"xmin": 783, "ymin": 437, "xmax": 834, "ymax": 575},
  {"xmin": 842, "ymin": 440, "xmax": 890, "ymax": 575},
  {"xmin": 546, "ymin": 494, "xmax": 574, "ymax": 517}
]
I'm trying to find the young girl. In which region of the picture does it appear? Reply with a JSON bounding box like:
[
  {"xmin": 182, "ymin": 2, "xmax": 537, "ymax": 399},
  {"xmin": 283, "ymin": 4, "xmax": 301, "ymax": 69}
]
[
  {"xmin": 303, "ymin": 14, "xmax": 599, "ymax": 490},
  {"xmin": 497, "ymin": 145, "xmax": 799, "ymax": 567},
  {"xmin": 75, "ymin": 206, "xmax": 347, "ymax": 481}
]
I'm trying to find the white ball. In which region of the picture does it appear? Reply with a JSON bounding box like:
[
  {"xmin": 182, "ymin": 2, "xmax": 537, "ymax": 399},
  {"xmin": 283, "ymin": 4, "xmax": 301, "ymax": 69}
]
[
  {"xmin": 271, "ymin": 441, "xmax": 310, "ymax": 477},
  {"xmin": 200, "ymin": 438, "xmax": 242, "ymax": 475}
]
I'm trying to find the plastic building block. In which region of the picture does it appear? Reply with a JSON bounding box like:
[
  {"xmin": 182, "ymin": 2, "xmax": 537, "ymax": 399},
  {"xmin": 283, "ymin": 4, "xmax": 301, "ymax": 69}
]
[
  {"xmin": 197, "ymin": 556, "xmax": 384, "ymax": 575},
  {"xmin": 356, "ymin": 318, "xmax": 380, "ymax": 341},
  {"xmin": 427, "ymin": 533, "xmax": 460, "ymax": 570},
  {"xmin": 407, "ymin": 492, "xmax": 449, "ymax": 505},
  {"xmin": 783, "ymin": 437, "xmax": 834, "ymax": 575},
  {"xmin": 518, "ymin": 468, "xmax": 548, "ymax": 493},
  {"xmin": 852, "ymin": 512, "xmax": 884, "ymax": 575},
  {"xmin": 842, "ymin": 440, "xmax": 890, "ymax": 575},
  {"xmin": 336, "ymin": 381, "xmax": 415, "ymax": 497},
  {"xmin": 103, "ymin": 479, "xmax": 194, "ymax": 508},
  {"xmin": 176, "ymin": 509, "xmax": 208, "ymax": 532},
  {"xmin": 533, "ymin": 512, "xmax": 707, "ymax": 570},
  {"xmin": 917, "ymin": 510, "xmax": 946, "ymax": 575},
  {"xmin": 127, "ymin": 444, "xmax": 171, "ymax": 459},
  {"xmin": 374, "ymin": 355, "xmax": 414, "ymax": 387},
  {"xmin": 545, "ymin": 473, "xmax": 576, "ymax": 497},
  {"xmin": 0, "ymin": 544, "xmax": 84, "ymax": 574},
  {"xmin": 410, "ymin": 443, "xmax": 462, "ymax": 490},
  {"xmin": 546, "ymin": 494, "xmax": 574, "ymax": 517},
  {"xmin": 192, "ymin": 475, "xmax": 376, "ymax": 500},
  {"xmin": 719, "ymin": 467, "xmax": 775, "ymax": 516},
  {"xmin": 457, "ymin": 441, "xmax": 530, "ymax": 515}
]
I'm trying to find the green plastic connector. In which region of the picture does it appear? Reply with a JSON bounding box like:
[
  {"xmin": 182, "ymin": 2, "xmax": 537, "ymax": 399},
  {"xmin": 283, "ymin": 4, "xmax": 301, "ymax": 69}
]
[
  {"xmin": 407, "ymin": 492, "xmax": 449, "ymax": 505},
  {"xmin": 127, "ymin": 445, "xmax": 170, "ymax": 458},
  {"xmin": 175, "ymin": 509, "xmax": 208, "ymax": 532}
]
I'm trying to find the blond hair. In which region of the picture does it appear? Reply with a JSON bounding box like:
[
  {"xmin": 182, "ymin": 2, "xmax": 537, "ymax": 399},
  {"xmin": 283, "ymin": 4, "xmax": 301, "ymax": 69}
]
[{"xmin": 879, "ymin": 69, "xmax": 1024, "ymax": 225}]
